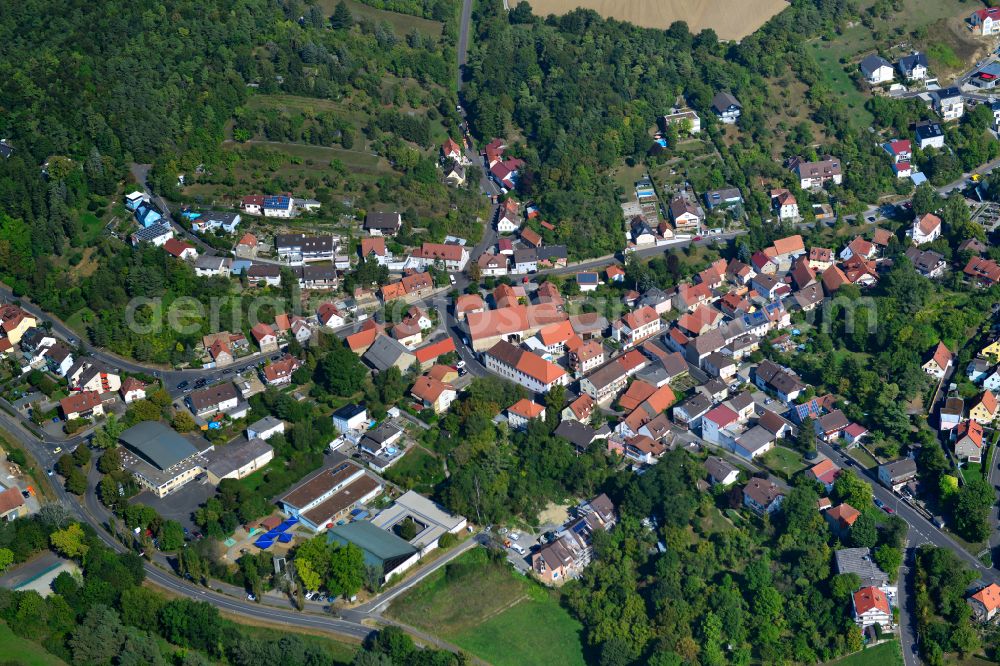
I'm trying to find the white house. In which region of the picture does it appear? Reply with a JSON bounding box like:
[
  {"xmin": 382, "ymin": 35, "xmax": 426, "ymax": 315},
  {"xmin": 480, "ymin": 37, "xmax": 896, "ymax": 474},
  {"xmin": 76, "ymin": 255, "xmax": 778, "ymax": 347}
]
[
  {"xmin": 910, "ymin": 213, "xmax": 942, "ymax": 244},
  {"xmin": 853, "ymin": 587, "xmax": 893, "ymax": 631},
  {"xmin": 934, "ymin": 87, "xmax": 964, "ymax": 122},
  {"xmin": 247, "ymin": 415, "xmax": 285, "ymax": 441},
  {"xmin": 860, "ymin": 54, "xmax": 894, "ymax": 84},
  {"xmin": 770, "ymin": 188, "xmax": 799, "ymax": 221},
  {"xmin": 972, "ymin": 7, "xmax": 1000, "ymax": 35},
  {"xmin": 915, "ymin": 121, "xmax": 945, "ymax": 150},
  {"xmin": 711, "ymin": 92, "xmax": 742, "ymax": 124},
  {"xmin": 898, "ymin": 52, "xmax": 928, "ymax": 80}
]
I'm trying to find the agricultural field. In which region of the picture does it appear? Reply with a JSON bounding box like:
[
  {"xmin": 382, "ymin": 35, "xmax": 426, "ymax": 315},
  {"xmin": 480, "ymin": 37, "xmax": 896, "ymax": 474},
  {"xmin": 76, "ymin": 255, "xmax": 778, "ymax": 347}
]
[
  {"xmin": 387, "ymin": 548, "xmax": 588, "ymax": 666},
  {"xmin": 524, "ymin": 0, "xmax": 787, "ymax": 41}
]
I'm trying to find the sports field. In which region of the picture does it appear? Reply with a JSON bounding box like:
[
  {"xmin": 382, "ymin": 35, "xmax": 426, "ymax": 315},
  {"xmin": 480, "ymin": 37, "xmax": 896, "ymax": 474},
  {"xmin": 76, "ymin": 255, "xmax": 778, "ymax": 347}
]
[{"xmin": 524, "ymin": 0, "xmax": 788, "ymax": 41}]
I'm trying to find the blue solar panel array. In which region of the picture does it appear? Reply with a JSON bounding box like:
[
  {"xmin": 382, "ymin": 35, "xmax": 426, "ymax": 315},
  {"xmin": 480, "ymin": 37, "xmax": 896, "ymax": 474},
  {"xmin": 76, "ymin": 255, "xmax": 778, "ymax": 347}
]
[{"xmin": 263, "ymin": 196, "xmax": 291, "ymax": 209}]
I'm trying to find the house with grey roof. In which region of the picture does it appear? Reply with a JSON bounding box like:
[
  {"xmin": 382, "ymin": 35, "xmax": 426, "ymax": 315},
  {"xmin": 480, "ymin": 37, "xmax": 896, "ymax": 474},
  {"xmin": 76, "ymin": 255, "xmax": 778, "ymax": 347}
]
[{"xmin": 363, "ymin": 336, "xmax": 416, "ymax": 373}]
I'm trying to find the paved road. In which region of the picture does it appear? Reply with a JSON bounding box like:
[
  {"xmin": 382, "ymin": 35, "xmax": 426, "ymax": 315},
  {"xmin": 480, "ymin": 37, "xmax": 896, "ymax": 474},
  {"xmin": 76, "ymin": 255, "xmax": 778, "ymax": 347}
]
[
  {"xmin": 129, "ymin": 163, "xmax": 216, "ymax": 255},
  {"xmin": 456, "ymin": 0, "xmax": 474, "ymax": 93}
]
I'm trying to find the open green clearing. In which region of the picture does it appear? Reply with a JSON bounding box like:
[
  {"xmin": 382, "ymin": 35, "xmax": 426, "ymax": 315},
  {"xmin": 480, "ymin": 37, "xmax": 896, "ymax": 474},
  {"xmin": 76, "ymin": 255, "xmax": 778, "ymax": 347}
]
[
  {"xmin": 825, "ymin": 640, "xmax": 903, "ymax": 666},
  {"xmin": 387, "ymin": 548, "xmax": 587, "ymax": 666},
  {"xmin": 808, "ymin": 0, "xmax": 980, "ymax": 129},
  {"xmin": 316, "ymin": 0, "xmax": 443, "ymax": 38},
  {"xmin": 383, "ymin": 447, "xmax": 446, "ymax": 494},
  {"xmin": 762, "ymin": 445, "xmax": 807, "ymax": 479},
  {"xmin": 0, "ymin": 621, "xmax": 68, "ymax": 666}
]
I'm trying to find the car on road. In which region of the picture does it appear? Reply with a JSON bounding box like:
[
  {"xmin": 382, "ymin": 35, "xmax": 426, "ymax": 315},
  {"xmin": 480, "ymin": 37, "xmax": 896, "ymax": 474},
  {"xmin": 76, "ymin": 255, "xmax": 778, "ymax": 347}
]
[
  {"xmin": 222, "ymin": 368, "xmax": 233, "ymax": 374},
  {"xmin": 194, "ymin": 378, "xmax": 208, "ymax": 388},
  {"xmin": 52, "ymin": 447, "xmax": 61, "ymax": 454},
  {"xmin": 873, "ymin": 498, "xmax": 884, "ymax": 509},
  {"xmin": 866, "ymin": 216, "xmax": 876, "ymax": 223},
  {"xmin": 270, "ymin": 354, "xmax": 281, "ymax": 361},
  {"xmin": 456, "ymin": 360, "xmax": 466, "ymax": 369},
  {"xmin": 176, "ymin": 381, "xmax": 189, "ymax": 391},
  {"xmin": 46, "ymin": 469, "xmax": 53, "ymax": 476},
  {"xmin": 449, "ymin": 274, "xmax": 456, "ymax": 286},
  {"xmin": 246, "ymin": 593, "xmax": 256, "ymax": 601},
  {"xmin": 692, "ymin": 235, "xmax": 702, "ymax": 241}
]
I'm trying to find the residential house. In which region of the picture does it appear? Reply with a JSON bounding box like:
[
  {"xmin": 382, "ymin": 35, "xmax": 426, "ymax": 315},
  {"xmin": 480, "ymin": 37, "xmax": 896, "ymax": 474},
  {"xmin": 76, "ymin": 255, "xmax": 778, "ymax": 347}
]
[
  {"xmin": 262, "ymin": 354, "xmax": 302, "ymax": 386},
  {"xmin": 941, "ymin": 397, "xmax": 965, "ymax": 431},
  {"xmin": 711, "ymin": 92, "xmax": 742, "ymax": 124},
  {"xmin": 702, "ymin": 405, "xmax": 740, "ymax": 444},
  {"xmin": 410, "ymin": 375, "xmax": 457, "ymax": 414},
  {"xmin": 235, "ymin": 233, "xmax": 258, "ymax": 258},
  {"xmin": 882, "ymin": 139, "xmax": 912, "ymax": 179},
  {"xmin": 363, "ymin": 336, "xmax": 416, "ymax": 373},
  {"xmin": 922, "ymin": 342, "xmax": 952, "ymax": 379},
  {"xmin": 955, "ymin": 420, "xmax": 985, "ymax": 462},
  {"xmin": 672, "ymin": 393, "xmax": 713, "ymax": 429},
  {"xmin": 898, "ymin": 52, "xmax": 929, "ymax": 80},
  {"xmin": 789, "ymin": 155, "xmax": 843, "ymax": 189},
  {"xmin": 911, "ymin": 213, "xmax": 942, "ymax": 244},
  {"xmin": 513, "ymin": 249, "xmax": 538, "ymax": 274},
  {"xmin": 506, "ymin": 399, "xmax": 546, "ymax": 430},
  {"xmin": 661, "ymin": 109, "xmax": 701, "ymax": 134},
  {"xmin": 705, "ymin": 457, "xmax": 740, "ymax": 487},
  {"xmin": 669, "ymin": 196, "xmax": 702, "ymax": 230},
  {"xmin": 317, "ymin": 302, "xmax": 346, "ymax": 329},
  {"xmin": 878, "ymin": 458, "xmax": 918, "ymax": 491},
  {"xmin": 0, "ymin": 487, "xmax": 26, "ymax": 522},
  {"xmin": 860, "ymin": 54, "xmax": 894, "ymax": 84},
  {"xmin": 251, "ymin": 323, "xmax": 279, "ymax": 353},
  {"xmin": 246, "ymin": 263, "xmax": 281, "ymax": 286},
  {"xmin": 194, "ymin": 255, "xmax": 232, "ymax": 277},
  {"xmin": 59, "ymin": 390, "xmax": 104, "ymax": 420},
  {"xmin": 969, "ymin": 583, "xmax": 1000, "ymax": 622},
  {"xmin": 131, "ymin": 223, "xmax": 174, "ymax": 247},
  {"xmin": 612, "ymin": 305, "xmax": 661, "ymax": 349},
  {"xmin": 413, "ymin": 242, "xmax": 469, "ymax": 272},
  {"xmin": 247, "ymin": 416, "xmax": 285, "ymax": 441},
  {"xmin": 332, "ymin": 404, "xmax": 368, "ymax": 434},
  {"xmin": 815, "ymin": 409, "xmax": 850, "ymax": 442},
  {"xmin": 808, "ymin": 247, "xmax": 834, "ymax": 272},
  {"xmin": 0, "ymin": 305, "xmax": 37, "ymax": 346},
  {"xmin": 413, "ymin": 338, "xmax": 457, "ymax": 370},
  {"xmin": 483, "ymin": 340, "xmax": 568, "ymax": 393},
  {"xmin": 120, "ymin": 377, "xmax": 147, "ymax": 404},
  {"xmin": 753, "ymin": 360, "xmax": 805, "ymax": 403},
  {"xmin": 630, "ymin": 217, "xmax": 656, "ymax": 245},
  {"xmin": 576, "ymin": 272, "xmax": 600, "ymax": 292},
  {"xmin": 825, "ymin": 502, "xmax": 861, "ymax": 537},
  {"xmin": 853, "ymin": 587, "xmax": 893, "ymax": 630},
  {"xmin": 364, "ymin": 211, "xmax": 402, "ymax": 236},
  {"xmin": 806, "ymin": 459, "xmax": 841, "ymax": 491},
  {"xmin": 276, "ymin": 234, "xmax": 336, "ymax": 264},
  {"xmin": 972, "ymin": 7, "xmax": 1000, "ymax": 35},
  {"xmin": 562, "ymin": 394, "xmax": 596, "ymax": 423},
  {"xmin": 934, "ymin": 87, "xmax": 964, "ymax": 121},
  {"xmin": 188, "ymin": 382, "xmax": 243, "ymax": 418},
  {"xmin": 163, "ymin": 238, "xmax": 197, "ymax": 260},
  {"xmin": 970, "ymin": 391, "xmax": 998, "ymax": 424},
  {"xmin": 704, "ymin": 187, "xmax": 743, "ymax": 212},
  {"xmin": 905, "ymin": 247, "xmax": 947, "ymax": 278},
  {"xmin": 915, "ymin": 120, "xmax": 945, "ymax": 150},
  {"xmin": 44, "ymin": 342, "xmax": 74, "ymax": 377},
  {"xmin": 771, "ymin": 188, "xmax": 799, "ymax": 221},
  {"xmin": 743, "ymin": 478, "xmax": 784, "ymax": 515},
  {"xmin": 966, "ymin": 256, "xmax": 1000, "ymax": 287}
]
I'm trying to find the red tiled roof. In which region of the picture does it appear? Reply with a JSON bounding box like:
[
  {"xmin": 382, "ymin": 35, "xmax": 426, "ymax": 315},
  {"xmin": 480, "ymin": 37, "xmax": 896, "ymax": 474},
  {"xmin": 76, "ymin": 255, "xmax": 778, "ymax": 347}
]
[
  {"xmin": 413, "ymin": 337, "xmax": 456, "ymax": 364},
  {"xmin": 60, "ymin": 390, "xmax": 101, "ymax": 415},
  {"xmin": 508, "ymin": 398, "xmax": 545, "ymax": 419},
  {"xmin": 853, "ymin": 586, "xmax": 890, "ymax": 615}
]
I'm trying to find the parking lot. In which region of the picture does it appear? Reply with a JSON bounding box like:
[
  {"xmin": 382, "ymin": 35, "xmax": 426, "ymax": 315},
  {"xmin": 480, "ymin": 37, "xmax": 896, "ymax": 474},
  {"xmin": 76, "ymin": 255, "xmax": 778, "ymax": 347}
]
[{"xmin": 132, "ymin": 479, "xmax": 216, "ymax": 533}]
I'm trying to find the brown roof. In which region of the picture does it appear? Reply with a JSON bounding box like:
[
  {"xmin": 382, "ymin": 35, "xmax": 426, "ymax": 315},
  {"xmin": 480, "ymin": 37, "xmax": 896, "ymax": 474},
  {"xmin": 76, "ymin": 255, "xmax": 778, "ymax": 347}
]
[
  {"xmin": 508, "ymin": 398, "xmax": 545, "ymax": 419},
  {"xmin": 455, "ymin": 294, "xmax": 485, "ymax": 314},
  {"xmin": 60, "ymin": 390, "xmax": 102, "ymax": 415},
  {"xmin": 930, "ymin": 342, "xmax": 952, "ymax": 371},
  {"xmin": 872, "ymin": 228, "xmax": 893, "ymax": 246},
  {"xmin": 189, "ymin": 382, "xmax": 239, "ymax": 412},
  {"xmin": 281, "ymin": 463, "xmax": 364, "ymax": 510},
  {"xmin": 821, "ymin": 265, "xmax": 849, "ymax": 293},
  {"xmin": 917, "ymin": 213, "xmax": 942, "ymax": 236},
  {"xmin": 521, "ymin": 228, "xmax": 542, "ymax": 247},
  {"xmin": 827, "ymin": 502, "xmax": 861, "ymax": 528},
  {"xmin": 416, "ymin": 242, "xmax": 464, "ymax": 262},
  {"xmin": 809, "ymin": 247, "xmax": 832, "ymax": 262},
  {"xmin": 744, "ymin": 478, "xmax": 783, "ymax": 507},
  {"xmin": 302, "ymin": 474, "xmax": 380, "ymax": 527},
  {"xmin": 360, "ymin": 237, "xmax": 386, "ymax": 257},
  {"xmin": 411, "ymin": 375, "xmax": 451, "ymax": 404},
  {"xmin": 0, "ymin": 487, "xmax": 25, "ymax": 516},
  {"xmin": 772, "ymin": 234, "xmax": 804, "ymax": 256},
  {"xmin": 622, "ymin": 305, "xmax": 659, "ymax": 330}
]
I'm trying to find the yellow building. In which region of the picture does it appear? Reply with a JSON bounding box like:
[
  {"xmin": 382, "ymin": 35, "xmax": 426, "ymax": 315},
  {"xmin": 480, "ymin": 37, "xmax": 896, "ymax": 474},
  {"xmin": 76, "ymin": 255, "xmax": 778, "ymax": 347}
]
[
  {"xmin": 970, "ymin": 391, "xmax": 998, "ymax": 425},
  {"xmin": 982, "ymin": 339, "xmax": 1000, "ymax": 362},
  {"xmin": 0, "ymin": 304, "xmax": 37, "ymax": 346}
]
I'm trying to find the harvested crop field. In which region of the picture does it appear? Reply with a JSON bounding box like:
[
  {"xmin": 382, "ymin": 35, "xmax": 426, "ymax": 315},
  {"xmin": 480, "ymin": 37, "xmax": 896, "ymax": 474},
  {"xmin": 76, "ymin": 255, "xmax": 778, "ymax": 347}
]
[{"xmin": 524, "ymin": 0, "xmax": 789, "ymax": 41}]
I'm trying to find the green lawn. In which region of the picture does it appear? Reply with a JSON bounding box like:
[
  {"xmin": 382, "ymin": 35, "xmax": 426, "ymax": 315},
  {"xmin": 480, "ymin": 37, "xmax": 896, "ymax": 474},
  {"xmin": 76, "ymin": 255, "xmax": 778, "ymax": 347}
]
[
  {"xmin": 847, "ymin": 446, "xmax": 879, "ymax": 470},
  {"xmin": 762, "ymin": 445, "xmax": 807, "ymax": 479},
  {"xmin": 826, "ymin": 640, "xmax": 902, "ymax": 666},
  {"xmin": 388, "ymin": 549, "xmax": 587, "ymax": 666},
  {"xmin": 0, "ymin": 621, "xmax": 67, "ymax": 665},
  {"xmin": 383, "ymin": 447, "xmax": 446, "ymax": 494}
]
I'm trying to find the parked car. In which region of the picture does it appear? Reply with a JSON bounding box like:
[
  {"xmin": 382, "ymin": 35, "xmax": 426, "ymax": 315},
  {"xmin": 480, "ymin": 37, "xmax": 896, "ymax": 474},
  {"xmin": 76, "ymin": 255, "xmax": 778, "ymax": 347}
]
[
  {"xmin": 511, "ymin": 543, "xmax": 526, "ymax": 556},
  {"xmin": 176, "ymin": 381, "xmax": 189, "ymax": 391}
]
